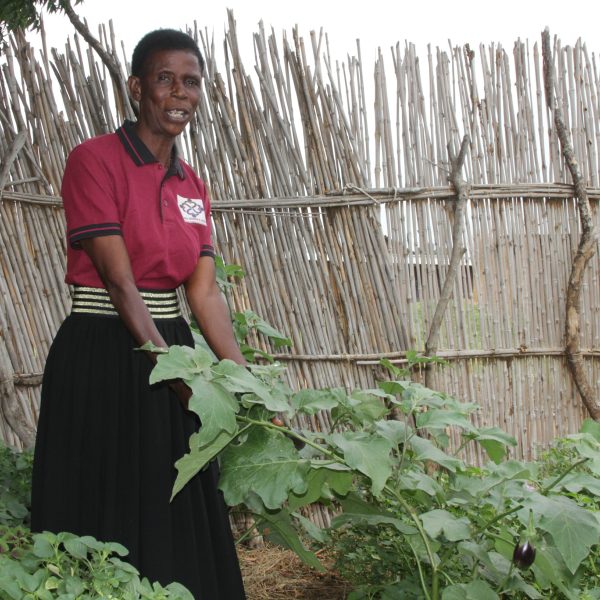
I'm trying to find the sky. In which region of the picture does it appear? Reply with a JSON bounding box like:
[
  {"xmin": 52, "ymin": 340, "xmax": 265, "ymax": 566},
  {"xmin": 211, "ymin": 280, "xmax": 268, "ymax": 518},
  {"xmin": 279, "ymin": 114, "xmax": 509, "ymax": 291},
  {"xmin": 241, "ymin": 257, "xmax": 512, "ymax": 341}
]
[{"xmin": 36, "ymin": 0, "xmax": 599, "ymax": 66}]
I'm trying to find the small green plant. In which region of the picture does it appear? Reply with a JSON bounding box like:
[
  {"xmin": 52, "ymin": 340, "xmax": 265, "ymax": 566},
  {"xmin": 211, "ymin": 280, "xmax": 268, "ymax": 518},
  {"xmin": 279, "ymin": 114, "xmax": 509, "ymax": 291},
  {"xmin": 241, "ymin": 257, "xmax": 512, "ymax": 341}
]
[
  {"xmin": 0, "ymin": 443, "xmax": 32, "ymax": 527},
  {"xmin": 0, "ymin": 530, "xmax": 194, "ymax": 599}
]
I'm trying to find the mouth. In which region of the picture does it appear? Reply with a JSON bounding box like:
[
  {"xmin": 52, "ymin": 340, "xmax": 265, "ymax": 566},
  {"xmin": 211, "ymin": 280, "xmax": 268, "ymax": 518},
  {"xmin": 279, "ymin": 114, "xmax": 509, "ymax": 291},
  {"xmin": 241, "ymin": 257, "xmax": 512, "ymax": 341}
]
[{"xmin": 165, "ymin": 109, "xmax": 189, "ymax": 121}]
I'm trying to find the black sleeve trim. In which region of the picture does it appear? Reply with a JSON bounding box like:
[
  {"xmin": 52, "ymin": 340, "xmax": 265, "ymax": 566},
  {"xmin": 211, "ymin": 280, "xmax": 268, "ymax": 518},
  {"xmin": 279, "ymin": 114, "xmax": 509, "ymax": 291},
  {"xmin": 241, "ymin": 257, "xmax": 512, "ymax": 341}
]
[
  {"xmin": 69, "ymin": 222, "xmax": 121, "ymax": 235},
  {"xmin": 200, "ymin": 245, "xmax": 215, "ymax": 258},
  {"xmin": 68, "ymin": 223, "xmax": 122, "ymax": 248}
]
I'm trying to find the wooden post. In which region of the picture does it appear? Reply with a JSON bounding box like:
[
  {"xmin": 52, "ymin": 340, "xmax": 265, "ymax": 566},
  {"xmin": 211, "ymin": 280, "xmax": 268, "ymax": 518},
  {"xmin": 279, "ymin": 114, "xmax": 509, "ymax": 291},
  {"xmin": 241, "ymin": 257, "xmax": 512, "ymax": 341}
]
[
  {"xmin": 542, "ymin": 29, "xmax": 600, "ymax": 419},
  {"xmin": 424, "ymin": 135, "xmax": 470, "ymax": 386}
]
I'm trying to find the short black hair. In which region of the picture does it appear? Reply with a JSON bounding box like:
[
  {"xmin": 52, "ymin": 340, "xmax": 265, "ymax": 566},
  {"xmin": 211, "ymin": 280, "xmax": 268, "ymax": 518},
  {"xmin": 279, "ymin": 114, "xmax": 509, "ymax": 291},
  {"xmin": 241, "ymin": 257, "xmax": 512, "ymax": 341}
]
[{"xmin": 131, "ymin": 29, "xmax": 205, "ymax": 77}]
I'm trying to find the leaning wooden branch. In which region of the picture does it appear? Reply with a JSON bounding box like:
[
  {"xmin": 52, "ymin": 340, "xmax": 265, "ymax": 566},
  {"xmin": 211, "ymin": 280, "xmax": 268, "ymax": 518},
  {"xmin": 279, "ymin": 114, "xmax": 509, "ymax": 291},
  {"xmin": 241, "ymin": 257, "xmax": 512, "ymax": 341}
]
[
  {"xmin": 542, "ymin": 29, "xmax": 600, "ymax": 419},
  {"xmin": 424, "ymin": 135, "xmax": 470, "ymax": 374},
  {"xmin": 0, "ymin": 131, "xmax": 27, "ymax": 192},
  {"xmin": 61, "ymin": 0, "xmax": 132, "ymax": 119}
]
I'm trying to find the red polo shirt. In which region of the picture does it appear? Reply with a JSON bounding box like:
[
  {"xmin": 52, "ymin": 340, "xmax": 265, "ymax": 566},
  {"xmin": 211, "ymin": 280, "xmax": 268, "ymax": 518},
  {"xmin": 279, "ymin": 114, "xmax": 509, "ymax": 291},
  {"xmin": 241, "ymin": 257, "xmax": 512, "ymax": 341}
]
[{"xmin": 62, "ymin": 120, "xmax": 214, "ymax": 290}]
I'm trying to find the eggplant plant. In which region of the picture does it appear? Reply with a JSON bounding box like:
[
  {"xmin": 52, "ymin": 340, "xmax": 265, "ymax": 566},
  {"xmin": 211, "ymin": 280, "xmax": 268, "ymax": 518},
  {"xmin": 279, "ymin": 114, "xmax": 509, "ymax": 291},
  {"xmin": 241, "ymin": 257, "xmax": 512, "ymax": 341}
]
[{"xmin": 148, "ymin": 344, "xmax": 600, "ymax": 600}]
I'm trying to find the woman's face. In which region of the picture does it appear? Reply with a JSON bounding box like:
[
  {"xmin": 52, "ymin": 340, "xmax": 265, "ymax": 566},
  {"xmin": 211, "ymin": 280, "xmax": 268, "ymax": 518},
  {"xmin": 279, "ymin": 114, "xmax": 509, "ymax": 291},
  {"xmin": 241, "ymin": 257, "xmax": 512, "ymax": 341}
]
[{"xmin": 129, "ymin": 49, "xmax": 203, "ymax": 142}]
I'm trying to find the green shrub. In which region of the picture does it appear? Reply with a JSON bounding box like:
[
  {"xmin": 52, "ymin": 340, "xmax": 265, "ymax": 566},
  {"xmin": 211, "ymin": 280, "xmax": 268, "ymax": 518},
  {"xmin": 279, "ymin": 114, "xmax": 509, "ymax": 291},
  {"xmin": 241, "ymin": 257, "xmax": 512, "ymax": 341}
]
[
  {"xmin": 147, "ymin": 344, "xmax": 600, "ymax": 600},
  {"xmin": 0, "ymin": 444, "xmax": 32, "ymax": 527},
  {"xmin": 0, "ymin": 530, "xmax": 194, "ymax": 599}
]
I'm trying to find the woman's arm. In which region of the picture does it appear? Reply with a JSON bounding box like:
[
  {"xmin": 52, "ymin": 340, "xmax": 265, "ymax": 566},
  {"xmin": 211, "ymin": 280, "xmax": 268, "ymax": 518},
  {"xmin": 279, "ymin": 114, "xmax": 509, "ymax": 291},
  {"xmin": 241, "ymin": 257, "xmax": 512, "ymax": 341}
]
[
  {"xmin": 80, "ymin": 236, "xmax": 167, "ymax": 350},
  {"xmin": 184, "ymin": 256, "xmax": 246, "ymax": 365},
  {"xmin": 80, "ymin": 235, "xmax": 192, "ymax": 405}
]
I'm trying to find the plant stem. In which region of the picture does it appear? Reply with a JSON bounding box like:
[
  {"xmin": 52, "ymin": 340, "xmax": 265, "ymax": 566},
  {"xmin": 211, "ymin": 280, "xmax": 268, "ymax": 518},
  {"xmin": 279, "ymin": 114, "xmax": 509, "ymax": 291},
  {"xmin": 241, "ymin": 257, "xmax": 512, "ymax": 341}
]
[
  {"xmin": 452, "ymin": 439, "xmax": 470, "ymax": 456},
  {"xmin": 386, "ymin": 485, "xmax": 439, "ymax": 600},
  {"xmin": 439, "ymin": 569, "xmax": 456, "ymax": 586},
  {"xmin": 236, "ymin": 415, "xmax": 346, "ymax": 463},
  {"xmin": 231, "ymin": 423, "xmax": 253, "ymax": 442},
  {"xmin": 496, "ymin": 562, "xmax": 514, "ymax": 596},
  {"xmin": 409, "ymin": 542, "xmax": 432, "ymax": 600},
  {"xmin": 235, "ymin": 515, "xmax": 264, "ymax": 546},
  {"xmin": 540, "ymin": 457, "xmax": 588, "ymax": 494}
]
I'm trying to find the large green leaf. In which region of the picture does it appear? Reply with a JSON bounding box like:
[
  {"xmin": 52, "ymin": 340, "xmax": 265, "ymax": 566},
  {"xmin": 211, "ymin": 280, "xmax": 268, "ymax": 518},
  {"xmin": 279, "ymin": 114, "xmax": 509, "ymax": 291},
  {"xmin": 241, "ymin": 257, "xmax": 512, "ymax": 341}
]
[
  {"xmin": 188, "ymin": 379, "xmax": 239, "ymax": 439},
  {"xmin": 338, "ymin": 491, "xmax": 388, "ymax": 515},
  {"xmin": 375, "ymin": 419, "xmax": 413, "ymax": 446},
  {"xmin": 329, "ymin": 431, "xmax": 393, "ymax": 496},
  {"xmin": 287, "ymin": 467, "xmax": 353, "ymax": 512},
  {"xmin": 398, "ymin": 471, "xmax": 443, "ymax": 496},
  {"xmin": 334, "ymin": 492, "xmax": 417, "ymax": 534},
  {"xmin": 466, "ymin": 427, "xmax": 517, "ymax": 464},
  {"xmin": 566, "ymin": 433, "xmax": 600, "ymax": 474},
  {"xmin": 549, "ymin": 472, "xmax": 600, "ymax": 496},
  {"xmin": 379, "ymin": 380, "xmax": 445, "ymax": 409},
  {"xmin": 347, "ymin": 390, "xmax": 391, "ymax": 424},
  {"xmin": 238, "ymin": 310, "xmax": 292, "ymax": 348},
  {"xmin": 219, "ymin": 427, "xmax": 309, "ymax": 509},
  {"xmin": 294, "ymin": 512, "xmax": 328, "ymax": 543},
  {"xmin": 442, "ymin": 580, "xmax": 499, "ymax": 600},
  {"xmin": 420, "ymin": 509, "xmax": 471, "ymax": 541},
  {"xmin": 478, "ymin": 440, "xmax": 508, "ymax": 464},
  {"xmin": 292, "ymin": 389, "xmax": 343, "ymax": 415},
  {"xmin": 409, "ymin": 435, "xmax": 463, "ymax": 472},
  {"xmin": 213, "ymin": 360, "xmax": 290, "ymax": 413},
  {"xmin": 581, "ymin": 418, "xmax": 600, "ymax": 442},
  {"xmin": 523, "ymin": 493, "xmax": 600, "ymax": 573},
  {"xmin": 458, "ymin": 541, "xmax": 506, "ymax": 579},
  {"xmin": 172, "ymin": 429, "xmax": 235, "ymax": 499},
  {"xmin": 530, "ymin": 544, "xmax": 578, "ymax": 600},
  {"xmin": 257, "ymin": 509, "xmax": 324, "ymax": 571},
  {"xmin": 486, "ymin": 460, "xmax": 538, "ymax": 481},
  {"xmin": 331, "ymin": 512, "xmax": 417, "ymax": 535},
  {"xmin": 416, "ymin": 409, "xmax": 475, "ymax": 432},
  {"xmin": 149, "ymin": 345, "xmax": 213, "ymax": 384}
]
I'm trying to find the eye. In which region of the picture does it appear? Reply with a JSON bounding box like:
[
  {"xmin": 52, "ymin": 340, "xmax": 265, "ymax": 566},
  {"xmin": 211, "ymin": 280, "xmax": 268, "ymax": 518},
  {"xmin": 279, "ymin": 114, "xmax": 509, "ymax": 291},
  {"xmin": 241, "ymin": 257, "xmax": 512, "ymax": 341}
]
[
  {"xmin": 157, "ymin": 73, "xmax": 171, "ymax": 83},
  {"xmin": 185, "ymin": 78, "xmax": 200, "ymax": 87}
]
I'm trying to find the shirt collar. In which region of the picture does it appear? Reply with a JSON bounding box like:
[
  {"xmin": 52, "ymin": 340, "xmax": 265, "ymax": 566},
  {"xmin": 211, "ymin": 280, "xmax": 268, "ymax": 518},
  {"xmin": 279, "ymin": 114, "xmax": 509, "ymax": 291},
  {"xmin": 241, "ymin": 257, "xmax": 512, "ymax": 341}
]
[{"xmin": 116, "ymin": 120, "xmax": 185, "ymax": 180}]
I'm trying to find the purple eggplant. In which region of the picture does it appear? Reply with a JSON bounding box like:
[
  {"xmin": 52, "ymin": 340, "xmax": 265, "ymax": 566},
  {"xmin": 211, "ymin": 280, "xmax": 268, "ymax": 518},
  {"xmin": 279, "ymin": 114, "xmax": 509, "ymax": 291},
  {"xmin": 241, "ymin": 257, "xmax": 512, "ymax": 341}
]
[{"xmin": 512, "ymin": 540, "xmax": 536, "ymax": 569}]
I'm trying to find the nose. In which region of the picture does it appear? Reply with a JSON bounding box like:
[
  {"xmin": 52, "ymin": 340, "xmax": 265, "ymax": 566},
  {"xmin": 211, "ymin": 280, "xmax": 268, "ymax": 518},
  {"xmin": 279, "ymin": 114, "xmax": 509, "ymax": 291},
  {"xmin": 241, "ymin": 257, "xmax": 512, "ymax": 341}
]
[{"xmin": 171, "ymin": 78, "xmax": 187, "ymax": 98}]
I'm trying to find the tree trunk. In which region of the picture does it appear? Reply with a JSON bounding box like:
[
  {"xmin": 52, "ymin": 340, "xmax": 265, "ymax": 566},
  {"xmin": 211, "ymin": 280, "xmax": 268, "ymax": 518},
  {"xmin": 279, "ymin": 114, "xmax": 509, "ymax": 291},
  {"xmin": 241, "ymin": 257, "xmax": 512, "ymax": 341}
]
[{"xmin": 542, "ymin": 29, "xmax": 600, "ymax": 419}]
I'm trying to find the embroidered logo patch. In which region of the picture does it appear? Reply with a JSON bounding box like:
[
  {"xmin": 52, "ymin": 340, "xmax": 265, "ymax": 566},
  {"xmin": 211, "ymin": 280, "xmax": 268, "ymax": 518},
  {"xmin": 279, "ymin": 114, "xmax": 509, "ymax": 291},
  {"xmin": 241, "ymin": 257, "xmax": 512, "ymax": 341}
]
[{"xmin": 177, "ymin": 195, "xmax": 206, "ymax": 225}]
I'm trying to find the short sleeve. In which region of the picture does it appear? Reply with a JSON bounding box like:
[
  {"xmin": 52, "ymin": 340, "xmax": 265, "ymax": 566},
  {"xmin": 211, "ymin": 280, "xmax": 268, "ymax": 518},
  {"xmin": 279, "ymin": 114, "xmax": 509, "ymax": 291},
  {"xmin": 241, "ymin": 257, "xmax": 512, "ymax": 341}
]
[{"xmin": 62, "ymin": 144, "xmax": 122, "ymax": 249}]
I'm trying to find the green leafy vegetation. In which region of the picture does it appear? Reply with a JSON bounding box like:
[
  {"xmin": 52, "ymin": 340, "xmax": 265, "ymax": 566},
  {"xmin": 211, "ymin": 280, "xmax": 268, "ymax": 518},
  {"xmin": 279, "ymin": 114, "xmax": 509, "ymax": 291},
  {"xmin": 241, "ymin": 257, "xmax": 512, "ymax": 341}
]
[
  {"xmin": 146, "ymin": 260, "xmax": 600, "ymax": 599},
  {"xmin": 149, "ymin": 340, "xmax": 600, "ymax": 599}
]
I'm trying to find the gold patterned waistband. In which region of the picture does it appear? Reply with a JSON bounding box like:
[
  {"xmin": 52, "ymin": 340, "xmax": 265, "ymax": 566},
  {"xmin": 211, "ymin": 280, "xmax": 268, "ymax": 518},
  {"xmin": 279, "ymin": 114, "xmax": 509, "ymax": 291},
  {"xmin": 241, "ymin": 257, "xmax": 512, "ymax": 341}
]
[{"xmin": 71, "ymin": 286, "xmax": 182, "ymax": 319}]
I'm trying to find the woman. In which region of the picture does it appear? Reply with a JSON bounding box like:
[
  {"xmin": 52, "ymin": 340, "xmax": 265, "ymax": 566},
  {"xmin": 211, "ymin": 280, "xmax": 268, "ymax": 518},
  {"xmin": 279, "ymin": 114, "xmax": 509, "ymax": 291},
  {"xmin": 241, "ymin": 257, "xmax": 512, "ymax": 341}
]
[{"xmin": 31, "ymin": 29, "xmax": 246, "ymax": 599}]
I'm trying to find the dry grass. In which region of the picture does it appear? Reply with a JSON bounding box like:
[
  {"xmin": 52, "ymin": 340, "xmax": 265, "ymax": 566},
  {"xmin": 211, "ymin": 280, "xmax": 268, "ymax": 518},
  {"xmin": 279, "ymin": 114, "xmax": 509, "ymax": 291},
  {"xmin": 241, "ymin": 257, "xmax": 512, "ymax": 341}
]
[{"xmin": 238, "ymin": 543, "xmax": 351, "ymax": 599}]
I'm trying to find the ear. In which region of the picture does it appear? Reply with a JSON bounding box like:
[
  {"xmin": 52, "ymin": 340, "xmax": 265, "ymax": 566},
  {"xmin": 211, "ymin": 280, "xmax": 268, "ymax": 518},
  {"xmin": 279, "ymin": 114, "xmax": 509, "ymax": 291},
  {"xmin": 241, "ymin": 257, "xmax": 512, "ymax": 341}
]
[{"xmin": 128, "ymin": 75, "xmax": 142, "ymax": 102}]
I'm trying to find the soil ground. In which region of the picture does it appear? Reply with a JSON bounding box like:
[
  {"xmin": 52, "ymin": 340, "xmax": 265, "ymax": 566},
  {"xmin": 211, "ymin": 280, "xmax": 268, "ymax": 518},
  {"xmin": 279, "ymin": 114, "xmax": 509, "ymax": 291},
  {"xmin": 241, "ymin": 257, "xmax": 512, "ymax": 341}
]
[{"xmin": 238, "ymin": 542, "xmax": 351, "ymax": 599}]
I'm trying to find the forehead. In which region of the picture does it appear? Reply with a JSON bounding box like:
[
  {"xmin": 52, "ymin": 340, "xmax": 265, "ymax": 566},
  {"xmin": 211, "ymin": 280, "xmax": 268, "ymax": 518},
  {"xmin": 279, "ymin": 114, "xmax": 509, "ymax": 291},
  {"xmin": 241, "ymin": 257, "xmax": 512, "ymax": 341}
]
[{"xmin": 143, "ymin": 49, "xmax": 202, "ymax": 75}]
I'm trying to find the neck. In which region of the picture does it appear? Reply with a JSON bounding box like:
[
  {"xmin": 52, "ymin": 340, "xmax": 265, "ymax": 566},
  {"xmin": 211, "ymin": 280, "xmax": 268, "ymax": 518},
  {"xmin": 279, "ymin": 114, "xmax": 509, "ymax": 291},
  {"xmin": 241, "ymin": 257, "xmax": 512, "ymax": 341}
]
[{"xmin": 132, "ymin": 122, "xmax": 175, "ymax": 168}]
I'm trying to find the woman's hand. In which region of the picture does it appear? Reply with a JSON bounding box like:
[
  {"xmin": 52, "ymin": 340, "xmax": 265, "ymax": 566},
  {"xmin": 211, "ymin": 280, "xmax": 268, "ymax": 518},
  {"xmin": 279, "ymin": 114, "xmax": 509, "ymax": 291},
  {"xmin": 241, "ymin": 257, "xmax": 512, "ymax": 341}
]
[{"xmin": 169, "ymin": 379, "xmax": 193, "ymax": 410}]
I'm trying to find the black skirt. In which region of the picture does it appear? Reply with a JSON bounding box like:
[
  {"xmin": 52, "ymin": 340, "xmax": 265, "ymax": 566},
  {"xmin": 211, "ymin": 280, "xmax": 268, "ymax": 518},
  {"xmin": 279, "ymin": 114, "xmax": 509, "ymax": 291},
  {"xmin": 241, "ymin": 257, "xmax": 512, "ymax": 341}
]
[{"xmin": 31, "ymin": 313, "xmax": 246, "ymax": 599}]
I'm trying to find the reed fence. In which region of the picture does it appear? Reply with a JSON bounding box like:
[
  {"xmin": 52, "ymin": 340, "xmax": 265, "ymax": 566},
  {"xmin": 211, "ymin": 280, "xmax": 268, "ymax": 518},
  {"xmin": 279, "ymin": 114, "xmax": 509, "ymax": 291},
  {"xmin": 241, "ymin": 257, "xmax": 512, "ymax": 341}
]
[{"xmin": 1, "ymin": 14, "xmax": 599, "ymax": 502}]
